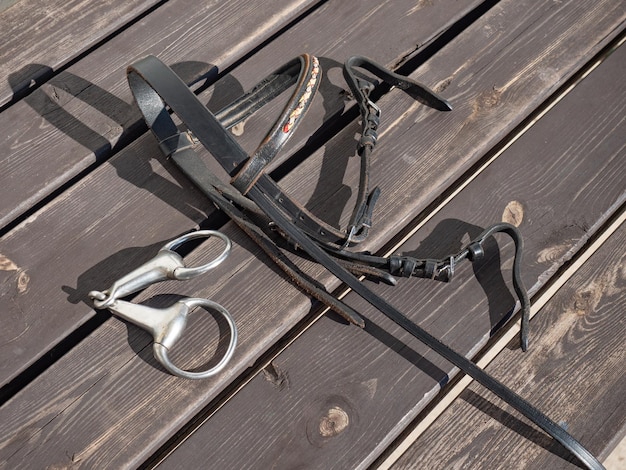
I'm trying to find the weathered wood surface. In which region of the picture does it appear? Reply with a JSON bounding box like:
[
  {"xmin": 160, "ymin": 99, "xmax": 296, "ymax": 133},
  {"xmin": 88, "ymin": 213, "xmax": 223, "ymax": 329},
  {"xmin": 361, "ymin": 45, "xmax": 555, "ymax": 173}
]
[
  {"xmin": 0, "ymin": 0, "xmax": 319, "ymax": 229},
  {"xmin": 391, "ymin": 220, "xmax": 626, "ymax": 469},
  {"xmin": 0, "ymin": 0, "xmax": 19, "ymax": 15},
  {"xmin": 0, "ymin": 1, "xmax": 493, "ymax": 467},
  {"xmin": 5, "ymin": 1, "xmax": 620, "ymax": 465},
  {"xmin": 0, "ymin": 0, "xmax": 624, "ymax": 468},
  {"xmin": 0, "ymin": 0, "xmax": 484, "ymax": 386},
  {"xmin": 153, "ymin": 36, "xmax": 626, "ymax": 469},
  {"xmin": 0, "ymin": 0, "xmax": 162, "ymax": 107}
]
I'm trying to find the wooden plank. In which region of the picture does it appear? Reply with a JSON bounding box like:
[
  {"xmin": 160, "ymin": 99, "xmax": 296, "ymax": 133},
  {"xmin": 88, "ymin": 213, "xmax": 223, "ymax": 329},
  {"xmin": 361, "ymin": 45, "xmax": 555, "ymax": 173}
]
[
  {"xmin": 378, "ymin": 202, "xmax": 626, "ymax": 469},
  {"xmin": 0, "ymin": 1, "xmax": 484, "ymax": 467},
  {"xmin": 0, "ymin": 0, "xmax": 19, "ymax": 14},
  {"xmin": 0, "ymin": 0, "xmax": 319, "ymax": 230},
  {"xmin": 0, "ymin": 0, "xmax": 482, "ymax": 386},
  {"xmin": 390, "ymin": 219, "xmax": 626, "ymax": 469},
  {"xmin": 0, "ymin": 0, "xmax": 162, "ymax": 107},
  {"xmin": 151, "ymin": 37, "xmax": 626, "ymax": 470},
  {"xmin": 604, "ymin": 438, "xmax": 626, "ymax": 470},
  {"xmin": 0, "ymin": 0, "xmax": 623, "ymax": 468}
]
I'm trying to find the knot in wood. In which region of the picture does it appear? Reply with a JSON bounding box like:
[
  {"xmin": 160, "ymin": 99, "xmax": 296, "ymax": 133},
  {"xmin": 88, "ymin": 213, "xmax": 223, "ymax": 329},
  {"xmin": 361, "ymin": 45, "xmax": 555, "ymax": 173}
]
[
  {"xmin": 17, "ymin": 270, "xmax": 29, "ymax": 293},
  {"xmin": 502, "ymin": 200, "xmax": 524, "ymax": 227},
  {"xmin": 572, "ymin": 287, "xmax": 601, "ymax": 316},
  {"xmin": 319, "ymin": 406, "xmax": 349, "ymax": 437}
]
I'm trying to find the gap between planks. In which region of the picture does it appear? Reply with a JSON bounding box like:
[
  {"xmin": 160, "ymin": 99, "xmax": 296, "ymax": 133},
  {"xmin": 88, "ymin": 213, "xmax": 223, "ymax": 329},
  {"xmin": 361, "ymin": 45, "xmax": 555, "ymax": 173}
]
[
  {"xmin": 373, "ymin": 33, "xmax": 626, "ymax": 468},
  {"xmin": 144, "ymin": 30, "xmax": 626, "ymax": 469},
  {"xmin": 375, "ymin": 203, "xmax": 626, "ymax": 470}
]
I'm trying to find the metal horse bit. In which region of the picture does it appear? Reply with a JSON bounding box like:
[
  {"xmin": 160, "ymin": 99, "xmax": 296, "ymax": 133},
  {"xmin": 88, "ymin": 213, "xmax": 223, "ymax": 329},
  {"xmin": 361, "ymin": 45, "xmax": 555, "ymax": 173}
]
[{"xmin": 88, "ymin": 230, "xmax": 237, "ymax": 379}]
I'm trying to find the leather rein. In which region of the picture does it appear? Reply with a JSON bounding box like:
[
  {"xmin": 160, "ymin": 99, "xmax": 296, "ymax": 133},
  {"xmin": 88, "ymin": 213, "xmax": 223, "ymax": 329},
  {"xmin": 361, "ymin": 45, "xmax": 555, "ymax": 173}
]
[{"xmin": 126, "ymin": 54, "xmax": 604, "ymax": 470}]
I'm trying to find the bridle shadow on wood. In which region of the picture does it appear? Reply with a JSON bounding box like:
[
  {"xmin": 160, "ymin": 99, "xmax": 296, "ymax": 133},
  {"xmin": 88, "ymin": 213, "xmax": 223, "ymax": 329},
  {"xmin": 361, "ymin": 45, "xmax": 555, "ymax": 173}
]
[
  {"xmin": 324, "ymin": 217, "xmax": 519, "ymax": 385},
  {"xmin": 43, "ymin": 60, "xmax": 521, "ymax": 391},
  {"xmin": 459, "ymin": 389, "xmax": 583, "ymax": 467},
  {"xmin": 8, "ymin": 61, "xmax": 226, "ymax": 221},
  {"xmin": 399, "ymin": 218, "xmax": 518, "ymax": 336}
]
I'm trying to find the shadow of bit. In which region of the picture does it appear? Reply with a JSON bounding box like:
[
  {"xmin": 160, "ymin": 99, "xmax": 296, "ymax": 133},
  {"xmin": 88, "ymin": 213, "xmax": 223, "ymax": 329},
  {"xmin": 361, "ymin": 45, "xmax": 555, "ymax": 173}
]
[{"xmin": 62, "ymin": 238, "xmax": 170, "ymax": 307}]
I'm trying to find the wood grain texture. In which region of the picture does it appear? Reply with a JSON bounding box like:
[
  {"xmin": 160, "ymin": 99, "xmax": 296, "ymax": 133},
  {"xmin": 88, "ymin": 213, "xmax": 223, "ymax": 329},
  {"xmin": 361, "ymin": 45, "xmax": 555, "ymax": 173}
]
[
  {"xmin": 0, "ymin": 0, "xmax": 161, "ymax": 106},
  {"xmin": 392, "ymin": 221, "xmax": 626, "ymax": 469},
  {"xmin": 0, "ymin": 1, "xmax": 485, "ymax": 467},
  {"xmin": 0, "ymin": 0, "xmax": 318, "ymax": 229},
  {"xmin": 0, "ymin": 0, "xmax": 19, "ymax": 14},
  {"xmin": 0, "ymin": 0, "xmax": 623, "ymax": 467},
  {"xmin": 152, "ymin": 37, "xmax": 626, "ymax": 470},
  {"xmin": 0, "ymin": 0, "xmax": 481, "ymax": 386},
  {"xmin": 0, "ymin": 5, "xmax": 623, "ymax": 468}
]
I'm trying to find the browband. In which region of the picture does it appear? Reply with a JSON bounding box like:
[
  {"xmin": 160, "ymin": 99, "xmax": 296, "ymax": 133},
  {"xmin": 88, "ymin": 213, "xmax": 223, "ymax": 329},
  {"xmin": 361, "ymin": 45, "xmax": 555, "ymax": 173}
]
[
  {"xmin": 126, "ymin": 54, "xmax": 604, "ymax": 470},
  {"xmin": 130, "ymin": 54, "xmax": 375, "ymax": 247}
]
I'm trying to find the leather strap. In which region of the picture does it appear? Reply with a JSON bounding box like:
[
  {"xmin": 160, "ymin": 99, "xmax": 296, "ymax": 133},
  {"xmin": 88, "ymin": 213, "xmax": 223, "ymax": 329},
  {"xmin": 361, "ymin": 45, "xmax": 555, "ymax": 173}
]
[
  {"xmin": 129, "ymin": 54, "xmax": 380, "ymax": 247},
  {"xmin": 126, "ymin": 55, "xmax": 604, "ymax": 470},
  {"xmin": 230, "ymin": 55, "xmax": 320, "ymax": 194}
]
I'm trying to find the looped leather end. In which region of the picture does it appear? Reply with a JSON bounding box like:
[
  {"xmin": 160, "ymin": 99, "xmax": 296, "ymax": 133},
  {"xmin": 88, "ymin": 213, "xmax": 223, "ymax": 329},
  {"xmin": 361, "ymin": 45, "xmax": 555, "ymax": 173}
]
[
  {"xmin": 347, "ymin": 187, "xmax": 380, "ymax": 245},
  {"xmin": 468, "ymin": 222, "xmax": 531, "ymax": 352},
  {"xmin": 355, "ymin": 77, "xmax": 376, "ymax": 97},
  {"xmin": 360, "ymin": 186, "xmax": 380, "ymax": 228}
]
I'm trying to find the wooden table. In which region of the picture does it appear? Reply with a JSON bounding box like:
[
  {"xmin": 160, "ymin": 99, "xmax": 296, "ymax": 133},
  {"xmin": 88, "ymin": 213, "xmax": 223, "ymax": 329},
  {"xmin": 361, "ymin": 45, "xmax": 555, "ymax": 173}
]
[{"xmin": 1, "ymin": 1, "xmax": 624, "ymax": 468}]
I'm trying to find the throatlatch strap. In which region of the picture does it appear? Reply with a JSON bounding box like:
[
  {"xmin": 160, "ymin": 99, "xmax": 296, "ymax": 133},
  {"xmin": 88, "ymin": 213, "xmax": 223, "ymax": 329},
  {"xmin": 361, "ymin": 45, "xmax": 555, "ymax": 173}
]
[{"xmin": 126, "ymin": 54, "xmax": 605, "ymax": 470}]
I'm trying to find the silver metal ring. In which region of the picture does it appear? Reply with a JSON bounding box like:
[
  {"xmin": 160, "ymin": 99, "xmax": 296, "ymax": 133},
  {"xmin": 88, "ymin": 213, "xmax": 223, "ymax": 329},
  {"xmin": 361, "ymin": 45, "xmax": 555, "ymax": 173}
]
[
  {"xmin": 162, "ymin": 230, "xmax": 231, "ymax": 281},
  {"xmin": 152, "ymin": 298, "xmax": 237, "ymax": 380}
]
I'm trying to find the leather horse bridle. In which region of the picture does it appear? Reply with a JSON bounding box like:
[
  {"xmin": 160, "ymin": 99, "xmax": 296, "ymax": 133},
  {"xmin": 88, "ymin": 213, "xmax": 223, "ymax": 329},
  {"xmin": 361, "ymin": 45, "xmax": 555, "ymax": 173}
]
[{"xmin": 126, "ymin": 54, "xmax": 604, "ymax": 469}]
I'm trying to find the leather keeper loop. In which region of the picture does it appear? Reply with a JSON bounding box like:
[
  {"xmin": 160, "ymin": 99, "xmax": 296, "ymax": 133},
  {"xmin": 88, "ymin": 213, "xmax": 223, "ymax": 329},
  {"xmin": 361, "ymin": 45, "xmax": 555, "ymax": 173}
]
[
  {"xmin": 401, "ymin": 257, "xmax": 417, "ymax": 277},
  {"xmin": 158, "ymin": 131, "xmax": 195, "ymax": 157},
  {"xmin": 468, "ymin": 242, "xmax": 485, "ymax": 261},
  {"xmin": 359, "ymin": 133, "xmax": 377, "ymax": 149},
  {"xmin": 388, "ymin": 256, "xmax": 418, "ymax": 278},
  {"xmin": 388, "ymin": 256, "xmax": 402, "ymax": 276},
  {"xmin": 424, "ymin": 259, "xmax": 437, "ymax": 279}
]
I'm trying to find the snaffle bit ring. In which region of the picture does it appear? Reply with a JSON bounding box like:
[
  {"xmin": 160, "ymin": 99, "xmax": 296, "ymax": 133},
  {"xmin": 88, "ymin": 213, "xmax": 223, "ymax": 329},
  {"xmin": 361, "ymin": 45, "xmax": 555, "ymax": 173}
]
[
  {"xmin": 88, "ymin": 230, "xmax": 237, "ymax": 379},
  {"xmin": 153, "ymin": 298, "xmax": 237, "ymax": 379},
  {"xmin": 89, "ymin": 230, "xmax": 231, "ymax": 309},
  {"xmin": 162, "ymin": 230, "xmax": 231, "ymax": 280}
]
